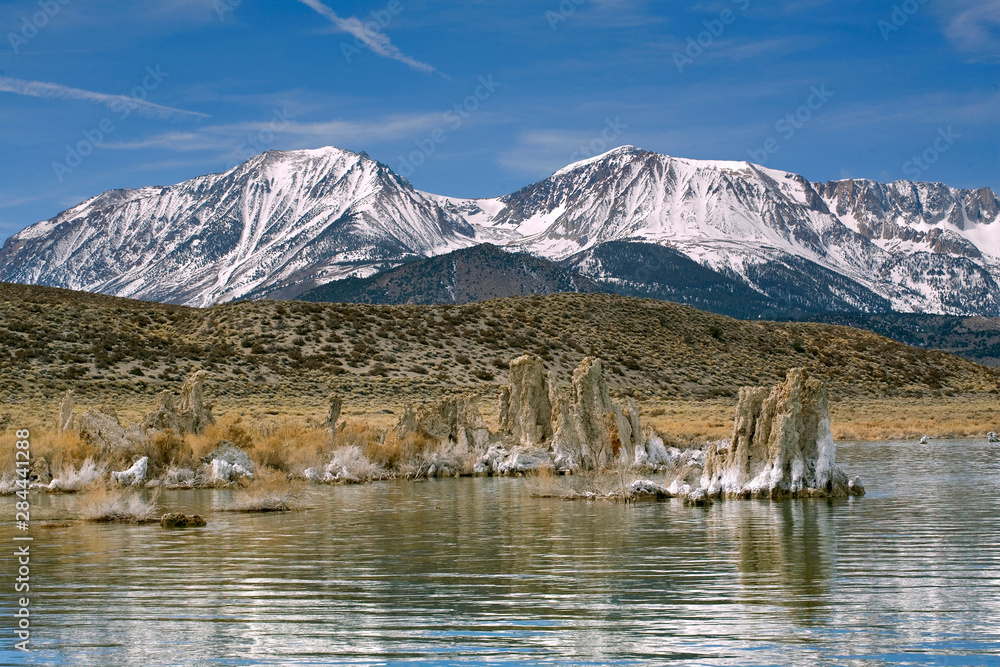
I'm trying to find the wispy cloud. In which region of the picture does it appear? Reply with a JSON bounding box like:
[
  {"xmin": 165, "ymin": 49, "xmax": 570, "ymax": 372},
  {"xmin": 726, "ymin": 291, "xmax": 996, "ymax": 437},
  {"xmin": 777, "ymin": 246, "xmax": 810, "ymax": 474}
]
[
  {"xmin": 0, "ymin": 76, "xmax": 208, "ymax": 120},
  {"xmin": 943, "ymin": 0, "xmax": 1000, "ymax": 61},
  {"xmin": 296, "ymin": 0, "xmax": 435, "ymax": 73},
  {"xmin": 102, "ymin": 112, "xmax": 449, "ymax": 156},
  {"xmin": 496, "ymin": 128, "xmax": 624, "ymax": 176},
  {"xmin": 646, "ymin": 35, "xmax": 818, "ymax": 65}
]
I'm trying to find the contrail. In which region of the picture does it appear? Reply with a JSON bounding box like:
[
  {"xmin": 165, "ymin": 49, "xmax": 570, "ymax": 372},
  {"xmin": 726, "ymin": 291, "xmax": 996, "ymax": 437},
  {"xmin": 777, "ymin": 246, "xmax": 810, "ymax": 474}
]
[
  {"xmin": 297, "ymin": 0, "xmax": 435, "ymax": 74},
  {"xmin": 0, "ymin": 76, "xmax": 208, "ymax": 120}
]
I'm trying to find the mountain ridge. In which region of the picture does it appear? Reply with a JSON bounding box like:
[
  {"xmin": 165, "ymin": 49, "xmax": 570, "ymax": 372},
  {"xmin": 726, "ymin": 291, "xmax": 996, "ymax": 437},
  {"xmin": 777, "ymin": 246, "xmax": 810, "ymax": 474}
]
[{"xmin": 2, "ymin": 144, "xmax": 998, "ymax": 315}]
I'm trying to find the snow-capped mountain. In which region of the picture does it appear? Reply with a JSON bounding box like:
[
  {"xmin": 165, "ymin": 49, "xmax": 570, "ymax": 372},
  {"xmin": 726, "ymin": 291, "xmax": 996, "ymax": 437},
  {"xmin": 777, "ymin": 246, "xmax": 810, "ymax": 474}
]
[
  {"xmin": 0, "ymin": 147, "xmax": 477, "ymax": 306},
  {"xmin": 437, "ymin": 146, "xmax": 1000, "ymax": 315},
  {"xmin": 2, "ymin": 144, "xmax": 999, "ymax": 315}
]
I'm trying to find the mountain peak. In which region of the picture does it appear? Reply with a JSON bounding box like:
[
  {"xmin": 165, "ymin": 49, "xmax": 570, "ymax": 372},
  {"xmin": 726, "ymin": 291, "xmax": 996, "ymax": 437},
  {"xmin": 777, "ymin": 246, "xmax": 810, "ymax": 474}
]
[
  {"xmin": 552, "ymin": 145, "xmax": 645, "ymax": 176},
  {"xmin": 3, "ymin": 144, "xmax": 1000, "ymax": 315}
]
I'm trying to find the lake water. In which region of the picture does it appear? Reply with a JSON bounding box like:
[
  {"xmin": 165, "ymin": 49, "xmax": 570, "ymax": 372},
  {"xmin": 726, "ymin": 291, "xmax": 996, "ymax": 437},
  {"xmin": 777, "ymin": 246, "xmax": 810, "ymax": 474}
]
[{"xmin": 3, "ymin": 440, "xmax": 1000, "ymax": 666}]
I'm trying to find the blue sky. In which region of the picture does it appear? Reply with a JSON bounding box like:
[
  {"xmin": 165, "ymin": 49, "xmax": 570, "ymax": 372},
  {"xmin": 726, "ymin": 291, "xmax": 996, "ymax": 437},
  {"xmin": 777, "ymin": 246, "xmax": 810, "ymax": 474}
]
[{"xmin": 0, "ymin": 0, "xmax": 998, "ymax": 243}]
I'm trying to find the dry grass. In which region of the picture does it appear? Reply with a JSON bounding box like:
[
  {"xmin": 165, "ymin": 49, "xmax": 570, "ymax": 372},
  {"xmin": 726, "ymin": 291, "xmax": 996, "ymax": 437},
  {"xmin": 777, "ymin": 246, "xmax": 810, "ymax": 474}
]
[
  {"xmin": 830, "ymin": 396, "xmax": 999, "ymax": 440},
  {"xmin": 185, "ymin": 414, "xmax": 252, "ymax": 462},
  {"xmin": 526, "ymin": 466, "xmax": 643, "ymax": 502},
  {"xmin": 223, "ymin": 469, "xmax": 305, "ymax": 512},
  {"xmin": 18, "ymin": 430, "xmax": 99, "ymax": 476},
  {"xmin": 149, "ymin": 429, "xmax": 194, "ymax": 468},
  {"xmin": 364, "ymin": 430, "xmax": 436, "ymax": 469},
  {"xmin": 643, "ymin": 399, "xmax": 737, "ymax": 443},
  {"xmin": 247, "ymin": 420, "xmax": 330, "ymax": 473},
  {"xmin": 643, "ymin": 396, "xmax": 1000, "ymax": 442},
  {"xmin": 79, "ymin": 484, "xmax": 159, "ymax": 523},
  {"xmin": 183, "ymin": 415, "xmax": 335, "ymax": 474},
  {"xmin": 326, "ymin": 445, "xmax": 388, "ymax": 483},
  {"xmin": 47, "ymin": 458, "xmax": 103, "ymax": 492}
]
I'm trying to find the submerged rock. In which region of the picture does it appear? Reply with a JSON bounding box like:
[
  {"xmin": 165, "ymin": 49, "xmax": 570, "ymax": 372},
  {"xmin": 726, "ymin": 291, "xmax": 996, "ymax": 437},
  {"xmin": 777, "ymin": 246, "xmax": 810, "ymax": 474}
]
[
  {"xmin": 111, "ymin": 457, "xmax": 149, "ymax": 487},
  {"xmin": 700, "ymin": 368, "xmax": 864, "ymax": 500},
  {"xmin": 160, "ymin": 513, "xmax": 207, "ymax": 529},
  {"xmin": 683, "ymin": 488, "xmax": 713, "ymax": 507},
  {"xmin": 629, "ymin": 479, "xmax": 673, "ymax": 500}
]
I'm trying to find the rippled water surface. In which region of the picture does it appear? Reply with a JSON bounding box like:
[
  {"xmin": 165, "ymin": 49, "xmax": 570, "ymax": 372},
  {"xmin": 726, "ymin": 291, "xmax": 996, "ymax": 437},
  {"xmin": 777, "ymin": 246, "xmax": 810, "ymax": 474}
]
[{"xmin": 3, "ymin": 440, "xmax": 1000, "ymax": 666}]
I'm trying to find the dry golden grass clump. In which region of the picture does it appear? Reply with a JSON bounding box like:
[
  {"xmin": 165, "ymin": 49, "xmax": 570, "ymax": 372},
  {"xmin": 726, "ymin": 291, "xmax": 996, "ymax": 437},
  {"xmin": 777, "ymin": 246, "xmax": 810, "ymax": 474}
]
[
  {"xmin": 223, "ymin": 469, "xmax": 306, "ymax": 512},
  {"xmin": 363, "ymin": 430, "xmax": 436, "ymax": 469},
  {"xmin": 80, "ymin": 484, "xmax": 159, "ymax": 523},
  {"xmin": 183, "ymin": 414, "xmax": 335, "ymax": 475},
  {"xmin": 25, "ymin": 429, "xmax": 99, "ymax": 476},
  {"xmin": 525, "ymin": 466, "xmax": 646, "ymax": 502}
]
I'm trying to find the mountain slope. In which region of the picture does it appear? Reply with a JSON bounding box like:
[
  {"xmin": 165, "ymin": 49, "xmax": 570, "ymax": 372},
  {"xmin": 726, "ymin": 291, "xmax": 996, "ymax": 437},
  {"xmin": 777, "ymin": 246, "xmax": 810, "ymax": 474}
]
[
  {"xmin": 438, "ymin": 146, "xmax": 1000, "ymax": 315},
  {"xmin": 299, "ymin": 243, "xmax": 601, "ymax": 305},
  {"xmin": 3, "ymin": 144, "xmax": 1000, "ymax": 315},
  {"xmin": 1, "ymin": 283, "xmax": 996, "ymax": 414},
  {"xmin": 0, "ymin": 147, "xmax": 476, "ymax": 306},
  {"xmin": 799, "ymin": 311, "xmax": 1000, "ymax": 367},
  {"xmin": 560, "ymin": 241, "xmax": 884, "ymax": 318}
]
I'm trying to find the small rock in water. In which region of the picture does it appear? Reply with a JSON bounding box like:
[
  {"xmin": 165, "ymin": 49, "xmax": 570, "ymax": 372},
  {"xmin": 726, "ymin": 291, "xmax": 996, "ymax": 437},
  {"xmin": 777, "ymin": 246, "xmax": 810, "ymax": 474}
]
[
  {"xmin": 629, "ymin": 480, "xmax": 672, "ymax": 500},
  {"xmin": 160, "ymin": 513, "xmax": 207, "ymax": 529},
  {"xmin": 683, "ymin": 488, "xmax": 712, "ymax": 507}
]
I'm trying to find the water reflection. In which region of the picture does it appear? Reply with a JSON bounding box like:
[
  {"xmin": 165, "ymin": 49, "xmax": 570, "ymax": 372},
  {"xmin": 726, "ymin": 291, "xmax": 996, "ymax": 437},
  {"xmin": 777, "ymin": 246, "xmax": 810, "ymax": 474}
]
[
  {"xmin": 710, "ymin": 500, "xmax": 837, "ymax": 624},
  {"xmin": 0, "ymin": 440, "xmax": 998, "ymax": 666}
]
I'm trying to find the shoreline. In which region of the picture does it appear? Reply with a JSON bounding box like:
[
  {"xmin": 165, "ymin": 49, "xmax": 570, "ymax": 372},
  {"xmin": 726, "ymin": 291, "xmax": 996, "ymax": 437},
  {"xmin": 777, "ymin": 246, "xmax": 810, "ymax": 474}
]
[{"xmin": 4, "ymin": 394, "xmax": 996, "ymax": 445}]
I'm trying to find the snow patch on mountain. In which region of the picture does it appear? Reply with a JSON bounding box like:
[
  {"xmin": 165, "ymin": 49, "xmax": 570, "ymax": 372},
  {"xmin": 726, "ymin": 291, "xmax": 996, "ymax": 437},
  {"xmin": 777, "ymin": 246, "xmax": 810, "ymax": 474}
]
[{"xmin": 2, "ymin": 144, "xmax": 999, "ymax": 315}]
